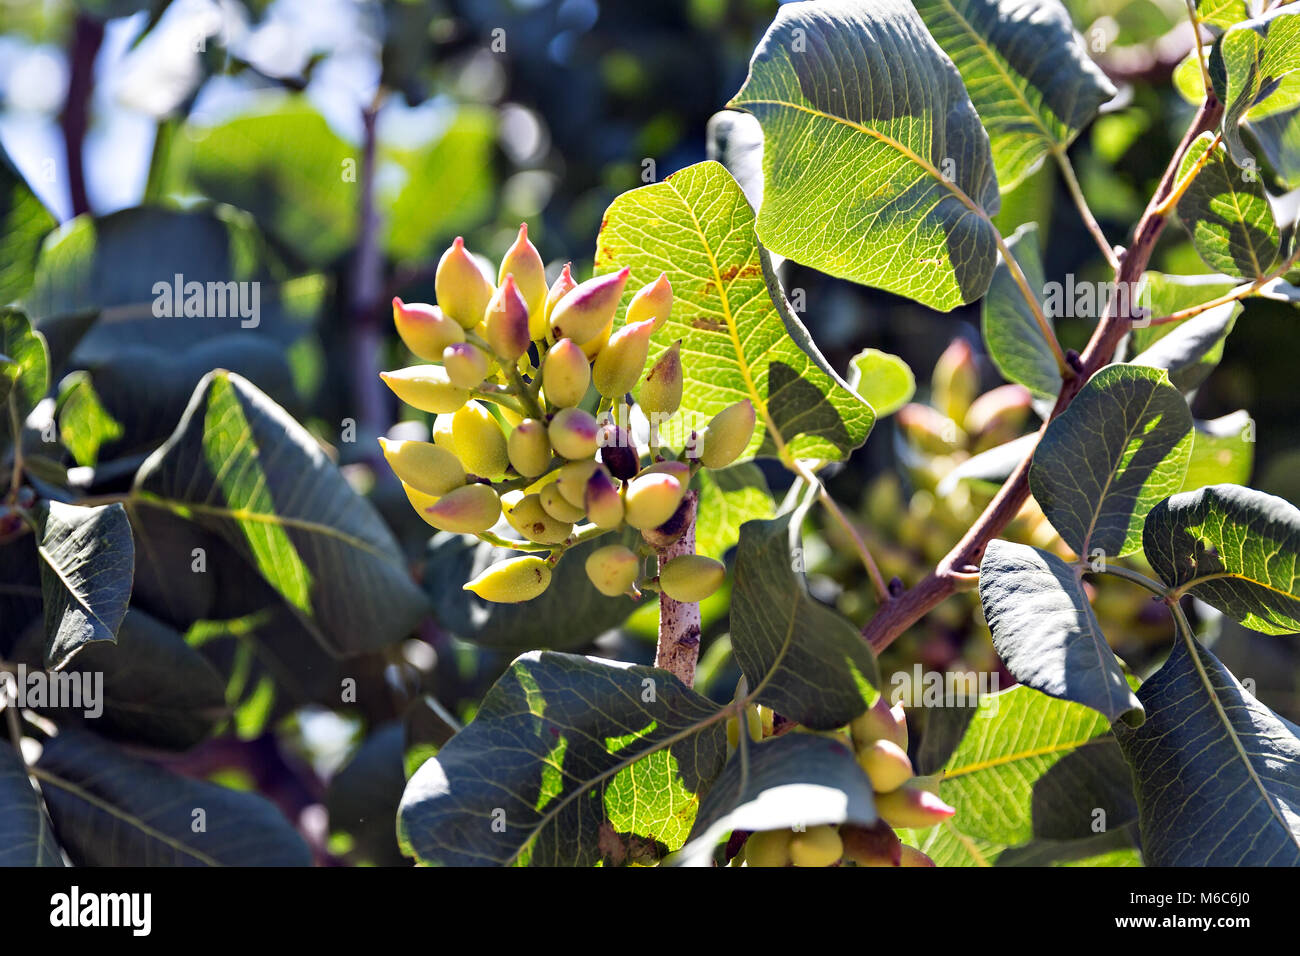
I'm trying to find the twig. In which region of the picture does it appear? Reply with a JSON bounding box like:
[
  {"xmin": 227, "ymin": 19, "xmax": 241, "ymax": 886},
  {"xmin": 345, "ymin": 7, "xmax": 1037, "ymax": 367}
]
[
  {"xmin": 993, "ymin": 231, "xmax": 1071, "ymax": 376},
  {"xmin": 1053, "ymin": 147, "xmax": 1119, "ymax": 270},
  {"xmin": 60, "ymin": 13, "xmax": 103, "ymax": 217},
  {"xmin": 1148, "ymin": 247, "xmax": 1300, "ymax": 325},
  {"xmin": 350, "ymin": 95, "xmax": 388, "ymax": 467},
  {"xmin": 650, "ymin": 491, "xmax": 701, "ymax": 686},
  {"xmin": 790, "ymin": 458, "xmax": 888, "ymax": 603}
]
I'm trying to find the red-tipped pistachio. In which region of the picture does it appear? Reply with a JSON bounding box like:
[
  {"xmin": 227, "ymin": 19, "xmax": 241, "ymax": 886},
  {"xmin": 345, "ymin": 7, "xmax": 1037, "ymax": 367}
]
[
  {"xmin": 638, "ymin": 460, "xmax": 690, "ymax": 483},
  {"xmin": 899, "ymin": 845, "xmax": 936, "ymax": 867},
  {"xmin": 548, "ymin": 407, "xmax": 600, "ymax": 460},
  {"xmin": 450, "ymin": 401, "xmax": 509, "ymax": 479},
  {"xmin": 840, "ymin": 824, "xmax": 902, "ymax": 867},
  {"xmin": 483, "ymin": 275, "xmax": 531, "ymax": 362},
  {"xmin": 638, "ymin": 340, "xmax": 682, "ymax": 417},
  {"xmin": 541, "ymin": 338, "xmax": 591, "ymax": 408},
  {"xmin": 584, "ymin": 544, "xmax": 640, "ymax": 596},
  {"xmin": 623, "ymin": 472, "xmax": 686, "ymax": 529},
  {"xmin": 857, "ymin": 738, "xmax": 913, "ymax": 793},
  {"xmin": 392, "ymin": 299, "xmax": 464, "ymax": 361},
  {"xmin": 380, "ymin": 366, "xmax": 470, "ymax": 414},
  {"xmin": 464, "ymin": 555, "xmax": 551, "ymax": 603},
  {"xmin": 502, "ymin": 492, "xmax": 572, "ymax": 545},
  {"xmin": 699, "ymin": 399, "xmax": 756, "ymax": 470},
  {"xmin": 498, "ymin": 223, "xmax": 547, "ymax": 325},
  {"xmin": 435, "ymin": 237, "xmax": 495, "ymax": 330},
  {"xmin": 849, "ymin": 696, "xmax": 908, "ymax": 752},
  {"xmin": 548, "ymin": 267, "xmax": 629, "ymax": 346},
  {"xmin": 421, "ymin": 483, "xmax": 501, "ymax": 533},
  {"xmin": 625, "ymin": 273, "xmax": 672, "ymax": 333},
  {"xmin": 542, "ymin": 262, "xmax": 578, "ymax": 333},
  {"xmin": 378, "ymin": 438, "xmax": 465, "ymax": 497},
  {"xmin": 584, "ymin": 467, "xmax": 625, "ymax": 528},
  {"xmin": 592, "ymin": 318, "xmax": 655, "ymax": 398},
  {"xmin": 658, "ymin": 554, "xmax": 725, "ymax": 602},
  {"xmin": 932, "ymin": 338, "xmax": 978, "ymax": 424},
  {"xmin": 873, "ymin": 783, "xmax": 956, "ymax": 829},
  {"xmin": 506, "ymin": 418, "xmax": 552, "ymax": 477},
  {"xmin": 442, "ymin": 342, "xmax": 492, "ymax": 389}
]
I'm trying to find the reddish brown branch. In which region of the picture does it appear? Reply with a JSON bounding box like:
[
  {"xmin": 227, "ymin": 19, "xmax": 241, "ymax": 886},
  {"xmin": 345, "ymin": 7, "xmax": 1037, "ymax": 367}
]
[
  {"xmin": 651, "ymin": 492, "xmax": 701, "ymax": 686},
  {"xmin": 60, "ymin": 13, "xmax": 104, "ymax": 218}
]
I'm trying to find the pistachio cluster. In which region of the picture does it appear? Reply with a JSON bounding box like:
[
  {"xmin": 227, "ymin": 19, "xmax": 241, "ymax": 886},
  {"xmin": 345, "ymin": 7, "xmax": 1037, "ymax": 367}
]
[
  {"xmin": 729, "ymin": 698, "xmax": 951, "ymax": 867},
  {"xmin": 380, "ymin": 225, "xmax": 757, "ymax": 604}
]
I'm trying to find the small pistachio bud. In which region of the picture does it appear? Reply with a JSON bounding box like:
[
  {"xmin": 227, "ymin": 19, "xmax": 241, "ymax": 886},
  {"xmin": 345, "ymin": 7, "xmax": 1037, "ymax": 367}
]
[
  {"xmin": 597, "ymin": 421, "xmax": 639, "ymax": 481},
  {"xmin": 658, "ymin": 554, "xmax": 725, "ymax": 602},
  {"xmin": 498, "ymin": 223, "xmax": 547, "ymax": 326},
  {"xmin": 584, "ymin": 467, "xmax": 625, "ymax": 528},
  {"xmin": 625, "ymin": 273, "xmax": 672, "ymax": 333},
  {"xmin": 899, "ymin": 845, "xmax": 936, "ymax": 867},
  {"xmin": 840, "ymin": 823, "xmax": 902, "ymax": 867},
  {"xmin": 541, "ymin": 262, "xmax": 578, "ymax": 338},
  {"xmin": 857, "ymin": 738, "xmax": 913, "ymax": 793},
  {"xmin": 422, "ymin": 482, "xmax": 501, "ymax": 533},
  {"xmin": 932, "ymin": 338, "xmax": 978, "ymax": 424},
  {"xmin": 392, "ymin": 299, "xmax": 464, "ymax": 361},
  {"xmin": 442, "ymin": 342, "xmax": 492, "ymax": 389},
  {"xmin": 593, "ymin": 318, "xmax": 655, "ymax": 398},
  {"xmin": 380, "ymin": 365, "xmax": 470, "ymax": 414},
  {"xmin": 483, "ymin": 275, "xmax": 531, "ymax": 362},
  {"xmin": 436, "ymin": 237, "xmax": 495, "ymax": 330},
  {"xmin": 548, "ymin": 267, "xmax": 630, "ymax": 346},
  {"xmin": 548, "ymin": 407, "xmax": 600, "ymax": 460},
  {"xmin": 378, "ymin": 438, "xmax": 465, "ymax": 497},
  {"xmin": 849, "ymin": 696, "xmax": 908, "ymax": 752},
  {"xmin": 584, "ymin": 544, "xmax": 640, "ymax": 596},
  {"xmin": 541, "ymin": 338, "xmax": 591, "ymax": 408},
  {"xmin": 555, "ymin": 459, "xmax": 602, "ymax": 508},
  {"xmin": 464, "ymin": 555, "xmax": 552, "ymax": 603},
  {"xmin": 502, "ymin": 492, "xmax": 572, "ymax": 545},
  {"xmin": 450, "ymin": 400, "xmax": 509, "ymax": 479},
  {"xmin": 638, "ymin": 341, "xmax": 682, "ymax": 417},
  {"xmin": 539, "ymin": 481, "xmax": 585, "ymax": 523},
  {"xmin": 507, "ymin": 418, "xmax": 552, "ymax": 477},
  {"xmin": 788, "ymin": 825, "xmax": 843, "ymax": 867},
  {"xmin": 745, "ymin": 829, "xmax": 792, "ymax": 868},
  {"xmin": 873, "ymin": 783, "xmax": 956, "ymax": 829},
  {"xmin": 699, "ymin": 399, "xmax": 756, "ymax": 469},
  {"xmin": 623, "ymin": 472, "xmax": 686, "ymax": 529}
]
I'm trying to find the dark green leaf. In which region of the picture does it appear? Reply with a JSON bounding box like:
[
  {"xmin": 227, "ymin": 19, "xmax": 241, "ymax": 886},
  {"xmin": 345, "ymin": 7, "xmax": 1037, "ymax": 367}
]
[
  {"xmin": 1217, "ymin": 9, "xmax": 1300, "ymax": 178},
  {"xmin": 326, "ymin": 723, "xmax": 409, "ymax": 866},
  {"xmin": 0, "ymin": 144, "xmax": 56, "ymax": 305},
  {"xmin": 982, "ymin": 223, "xmax": 1060, "ymax": 400},
  {"xmin": 57, "ymin": 371, "xmax": 123, "ymax": 467},
  {"xmin": 1129, "ymin": 304, "xmax": 1239, "ymax": 393},
  {"xmin": 1181, "ymin": 412, "xmax": 1254, "ymax": 492},
  {"xmin": 0, "ymin": 742, "xmax": 62, "ymax": 866},
  {"xmin": 1175, "ymin": 131, "xmax": 1279, "ymax": 278}
]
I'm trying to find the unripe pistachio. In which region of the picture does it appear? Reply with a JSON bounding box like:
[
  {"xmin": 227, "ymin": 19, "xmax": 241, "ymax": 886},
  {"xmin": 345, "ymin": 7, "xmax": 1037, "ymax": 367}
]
[
  {"xmin": 659, "ymin": 554, "xmax": 725, "ymax": 602},
  {"xmin": 502, "ymin": 492, "xmax": 572, "ymax": 545},
  {"xmin": 638, "ymin": 341, "xmax": 683, "ymax": 417},
  {"xmin": 541, "ymin": 338, "xmax": 591, "ymax": 408},
  {"xmin": 580, "ymin": 319, "xmax": 613, "ymax": 361},
  {"xmin": 392, "ymin": 299, "xmax": 464, "ymax": 361},
  {"xmin": 857, "ymin": 738, "xmax": 913, "ymax": 793},
  {"xmin": 788, "ymin": 825, "xmax": 843, "ymax": 867},
  {"xmin": 431, "ymin": 413, "xmax": 456, "ymax": 449},
  {"xmin": 436, "ymin": 237, "xmax": 495, "ymax": 330},
  {"xmin": 593, "ymin": 318, "xmax": 655, "ymax": 398},
  {"xmin": 899, "ymin": 845, "xmax": 936, "ymax": 867},
  {"xmin": 498, "ymin": 223, "xmax": 547, "ymax": 326},
  {"xmin": 442, "ymin": 342, "xmax": 492, "ymax": 389},
  {"xmin": 584, "ymin": 544, "xmax": 640, "ymax": 596},
  {"xmin": 745, "ymin": 704, "xmax": 763, "ymax": 742},
  {"xmin": 964, "ymin": 383, "xmax": 1032, "ymax": 450},
  {"xmin": 849, "ymin": 696, "xmax": 908, "ymax": 752},
  {"xmin": 840, "ymin": 823, "xmax": 902, "ymax": 867},
  {"xmin": 463, "ymin": 555, "xmax": 552, "ymax": 603},
  {"xmin": 381, "ymin": 365, "xmax": 470, "ymax": 414},
  {"xmin": 555, "ymin": 460, "xmax": 602, "ymax": 508},
  {"xmin": 745, "ymin": 829, "xmax": 792, "ymax": 868},
  {"xmin": 548, "ymin": 407, "xmax": 600, "ymax": 460},
  {"xmin": 507, "ymin": 418, "xmax": 553, "ymax": 477},
  {"xmin": 541, "ymin": 262, "xmax": 578, "ymax": 337},
  {"xmin": 597, "ymin": 421, "xmax": 639, "ymax": 481},
  {"xmin": 625, "ymin": 272, "xmax": 672, "ymax": 333},
  {"xmin": 638, "ymin": 460, "xmax": 690, "ymax": 483},
  {"xmin": 623, "ymin": 472, "xmax": 686, "ymax": 529},
  {"xmin": 757, "ymin": 705, "xmax": 775, "ymax": 738},
  {"xmin": 873, "ymin": 783, "xmax": 956, "ymax": 829},
  {"xmin": 548, "ymin": 267, "xmax": 629, "ymax": 346},
  {"xmin": 422, "ymin": 482, "xmax": 501, "ymax": 533},
  {"xmin": 450, "ymin": 401, "xmax": 509, "ymax": 479},
  {"xmin": 483, "ymin": 275, "xmax": 531, "ymax": 362},
  {"xmin": 400, "ymin": 482, "xmax": 442, "ymax": 528},
  {"xmin": 584, "ymin": 467, "xmax": 624, "ymax": 528},
  {"xmin": 699, "ymin": 399, "xmax": 756, "ymax": 469},
  {"xmin": 378, "ymin": 438, "xmax": 465, "ymax": 497},
  {"xmin": 932, "ymin": 338, "xmax": 978, "ymax": 424},
  {"xmin": 539, "ymin": 481, "xmax": 585, "ymax": 523}
]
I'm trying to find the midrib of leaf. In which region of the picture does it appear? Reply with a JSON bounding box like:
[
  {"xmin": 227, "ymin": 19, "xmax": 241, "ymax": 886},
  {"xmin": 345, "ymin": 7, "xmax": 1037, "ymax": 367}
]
[
  {"xmin": 946, "ymin": 820, "xmax": 993, "ymax": 866},
  {"xmin": 943, "ymin": 733, "xmax": 1111, "ymax": 779},
  {"xmin": 37, "ymin": 536, "xmax": 112, "ymax": 631},
  {"xmin": 1170, "ymin": 568, "xmax": 1290, "ymax": 599},
  {"xmin": 1220, "ymin": 165, "xmax": 1267, "ymax": 277},
  {"xmin": 1079, "ymin": 381, "xmax": 1165, "ymax": 555},
  {"xmin": 31, "ymin": 767, "xmax": 223, "ymax": 866}
]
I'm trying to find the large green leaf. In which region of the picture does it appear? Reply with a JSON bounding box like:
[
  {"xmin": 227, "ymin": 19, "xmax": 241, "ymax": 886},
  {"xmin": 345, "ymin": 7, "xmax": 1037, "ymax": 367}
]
[
  {"xmin": 132, "ymin": 371, "xmax": 428, "ymax": 656},
  {"xmin": 1115, "ymin": 634, "xmax": 1300, "ymax": 865},
  {"xmin": 35, "ymin": 729, "xmax": 311, "ymax": 866},
  {"xmin": 982, "ymin": 223, "xmax": 1060, "ymax": 400},
  {"xmin": 397, "ymin": 651, "xmax": 728, "ymax": 866},
  {"xmin": 595, "ymin": 161, "xmax": 873, "ymax": 463},
  {"xmin": 675, "ymin": 733, "xmax": 877, "ymax": 865},
  {"xmin": 1029, "ymin": 364, "xmax": 1194, "ymax": 558},
  {"xmin": 1181, "ymin": 411, "xmax": 1254, "ymax": 492},
  {"xmin": 1197, "ymin": 0, "xmax": 1253, "ymax": 30},
  {"xmin": 38, "ymin": 501, "xmax": 134, "ymax": 670},
  {"xmin": 694, "ymin": 463, "xmax": 774, "ymax": 561},
  {"xmin": 729, "ymin": 509, "xmax": 879, "ymax": 729},
  {"xmin": 729, "ymin": 0, "xmax": 1001, "ymax": 310},
  {"xmin": 913, "ymin": 0, "xmax": 1116, "ymax": 189},
  {"xmin": 0, "ymin": 742, "xmax": 62, "ymax": 866},
  {"xmin": 937, "ymin": 685, "xmax": 1137, "ymax": 845},
  {"xmin": 979, "ymin": 540, "xmax": 1142, "ymax": 724},
  {"xmin": 1144, "ymin": 484, "xmax": 1300, "ymax": 634},
  {"xmin": 1128, "ymin": 302, "xmax": 1239, "ymax": 393},
  {"xmin": 1175, "ymin": 132, "xmax": 1279, "ymax": 278},
  {"xmin": 1217, "ymin": 9, "xmax": 1300, "ymax": 176},
  {"xmin": 57, "ymin": 371, "xmax": 122, "ymax": 467},
  {"xmin": 0, "ymin": 145, "xmax": 56, "ymax": 305}
]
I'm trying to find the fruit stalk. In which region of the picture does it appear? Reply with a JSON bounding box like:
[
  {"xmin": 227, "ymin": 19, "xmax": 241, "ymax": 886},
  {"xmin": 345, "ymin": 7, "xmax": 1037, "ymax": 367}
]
[{"xmin": 649, "ymin": 491, "xmax": 701, "ymax": 686}]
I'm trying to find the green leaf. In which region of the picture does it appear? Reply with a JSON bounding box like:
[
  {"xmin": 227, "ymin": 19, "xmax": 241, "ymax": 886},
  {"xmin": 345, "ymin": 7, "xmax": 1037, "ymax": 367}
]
[
  {"xmin": 1144, "ymin": 483, "xmax": 1300, "ymax": 634},
  {"xmin": 730, "ymin": 508, "xmax": 879, "ymax": 729},
  {"xmin": 1029, "ymin": 364, "xmax": 1194, "ymax": 557},
  {"xmin": 1114, "ymin": 633, "xmax": 1300, "ymax": 865},
  {"xmin": 937, "ymin": 685, "xmax": 1137, "ymax": 845},
  {"xmin": 397, "ymin": 651, "xmax": 728, "ymax": 866},
  {"xmin": 0, "ymin": 307, "xmax": 49, "ymax": 435},
  {"xmin": 847, "ymin": 348, "xmax": 915, "ymax": 418},
  {"xmin": 979, "ymin": 540, "xmax": 1142, "ymax": 724},
  {"xmin": 38, "ymin": 501, "xmax": 134, "ymax": 670},
  {"xmin": 595, "ymin": 161, "xmax": 873, "ymax": 462},
  {"xmin": 36, "ymin": 729, "xmax": 311, "ymax": 865},
  {"xmin": 1197, "ymin": 0, "xmax": 1254, "ymax": 30},
  {"xmin": 675, "ymin": 733, "xmax": 876, "ymax": 865},
  {"xmin": 982, "ymin": 223, "xmax": 1060, "ymax": 401},
  {"xmin": 1217, "ymin": 9, "xmax": 1300, "ymax": 176},
  {"xmin": 0, "ymin": 742, "xmax": 62, "ymax": 866},
  {"xmin": 728, "ymin": 0, "xmax": 1001, "ymax": 310},
  {"xmin": 57, "ymin": 371, "xmax": 123, "ymax": 467},
  {"xmin": 1128, "ymin": 300, "xmax": 1239, "ymax": 393},
  {"xmin": 913, "ymin": 0, "xmax": 1116, "ymax": 189},
  {"xmin": 326, "ymin": 723, "xmax": 409, "ymax": 866},
  {"xmin": 1181, "ymin": 411, "xmax": 1254, "ymax": 492},
  {"xmin": 1175, "ymin": 132, "xmax": 1279, "ymax": 278},
  {"xmin": 132, "ymin": 370, "xmax": 428, "ymax": 656},
  {"xmin": 0, "ymin": 144, "xmax": 56, "ymax": 305},
  {"xmin": 693, "ymin": 463, "xmax": 774, "ymax": 561}
]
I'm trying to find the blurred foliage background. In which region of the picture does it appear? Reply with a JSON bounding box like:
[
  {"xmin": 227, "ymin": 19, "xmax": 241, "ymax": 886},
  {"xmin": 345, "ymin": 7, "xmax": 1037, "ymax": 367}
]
[{"xmin": 2, "ymin": 0, "xmax": 1296, "ymax": 865}]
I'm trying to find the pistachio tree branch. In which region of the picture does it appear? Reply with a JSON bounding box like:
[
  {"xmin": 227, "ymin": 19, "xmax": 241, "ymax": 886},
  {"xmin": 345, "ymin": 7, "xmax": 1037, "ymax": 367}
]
[
  {"xmin": 862, "ymin": 93, "xmax": 1225, "ymax": 653},
  {"xmin": 650, "ymin": 491, "xmax": 701, "ymax": 686}
]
